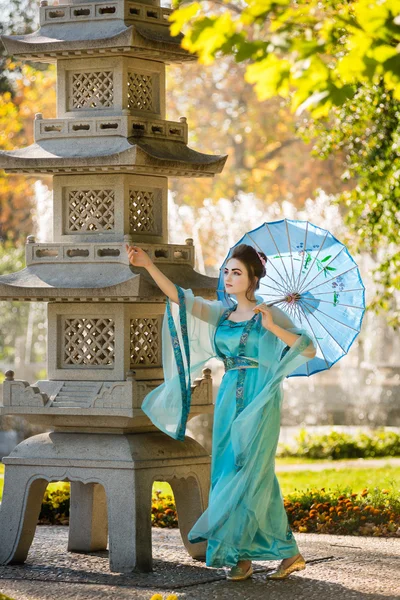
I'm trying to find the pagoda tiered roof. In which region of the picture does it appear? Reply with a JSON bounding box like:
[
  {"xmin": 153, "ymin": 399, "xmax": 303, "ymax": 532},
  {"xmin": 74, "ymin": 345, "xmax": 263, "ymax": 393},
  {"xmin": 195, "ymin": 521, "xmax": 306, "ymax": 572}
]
[
  {"xmin": 0, "ymin": 262, "xmax": 219, "ymax": 301},
  {"xmin": 1, "ymin": 0, "xmax": 195, "ymax": 63},
  {"xmin": 0, "ymin": 136, "xmax": 228, "ymax": 175}
]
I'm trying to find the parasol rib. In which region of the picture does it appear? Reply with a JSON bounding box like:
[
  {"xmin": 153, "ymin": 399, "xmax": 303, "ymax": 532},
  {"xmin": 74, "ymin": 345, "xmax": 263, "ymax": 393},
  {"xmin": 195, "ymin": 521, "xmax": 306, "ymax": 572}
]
[
  {"xmin": 293, "ymin": 299, "xmax": 305, "ymax": 324},
  {"xmin": 285, "ymin": 219, "xmax": 297, "ymax": 290},
  {"xmin": 261, "ymin": 224, "xmax": 293, "ymax": 292},
  {"xmin": 310, "ymin": 288, "xmax": 364, "ymax": 296},
  {"xmin": 298, "ymin": 246, "xmax": 346, "ymax": 295},
  {"xmin": 305, "ymin": 265, "xmax": 358, "ymax": 294},
  {"xmin": 259, "ymin": 274, "xmax": 289, "ymax": 295},
  {"xmin": 300, "ymin": 297, "xmax": 360, "ymax": 333},
  {"xmin": 272, "ymin": 298, "xmax": 300, "ymax": 323},
  {"xmin": 298, "ymin": 304, "xmax": 331, "ymax": 368},
  {"xmin": 295, "ymin": 221, "xmax": 309, "ymax": 291},
  {"xmin": 300, "ymin": 298, "xmax": 348, "ymax": 354},
  {"xmin": 305, "ymin": 298, "xmax": 365, "ymax": 310},
  {"xmin": 245, "ymin": 231, "xmax": 291, "ymax": 294},
  {"xmin": 297, "ymin": 230, "xmax": 329, "ymax": 293},
  {"xmin": 258, "ymin": 291, "xmax": 289, "ymax": 297}
]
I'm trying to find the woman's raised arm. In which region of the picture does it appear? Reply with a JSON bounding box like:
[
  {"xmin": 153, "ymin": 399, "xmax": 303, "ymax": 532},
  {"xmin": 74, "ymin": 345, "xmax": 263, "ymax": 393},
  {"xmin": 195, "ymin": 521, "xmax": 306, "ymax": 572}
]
[
  {"xmin": 126, "ymin": 244, "xmax": 225, "ymax": 324},
  {"xmin": 125, "ymin": 244, "xmax": 179, "ymax": 304}
]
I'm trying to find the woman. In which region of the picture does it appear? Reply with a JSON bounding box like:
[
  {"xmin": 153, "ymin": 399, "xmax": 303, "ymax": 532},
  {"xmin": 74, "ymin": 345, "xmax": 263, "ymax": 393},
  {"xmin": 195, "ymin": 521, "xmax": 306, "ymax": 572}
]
[{"xmin": 126, "ymin": 242, "xmax": 316, "ymax": 582}]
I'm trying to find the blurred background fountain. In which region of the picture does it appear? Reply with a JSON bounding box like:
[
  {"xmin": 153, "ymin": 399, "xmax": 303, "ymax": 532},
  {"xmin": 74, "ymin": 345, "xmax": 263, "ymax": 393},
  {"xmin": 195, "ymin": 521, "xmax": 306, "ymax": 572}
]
[{"xmin": 1, "ymin": 182, "xmax": 399, "ymax": 457}]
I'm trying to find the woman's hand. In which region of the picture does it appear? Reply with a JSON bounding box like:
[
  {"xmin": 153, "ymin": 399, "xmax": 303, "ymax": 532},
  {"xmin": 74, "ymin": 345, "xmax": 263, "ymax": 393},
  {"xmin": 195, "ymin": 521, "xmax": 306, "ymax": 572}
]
[
  {"xmin": 253, "ymin": 303, "xmax": 275, "ymax": 331},
  {"xmin": 125, "ymin": 244, "xmax": 153, "ymax": 269}
]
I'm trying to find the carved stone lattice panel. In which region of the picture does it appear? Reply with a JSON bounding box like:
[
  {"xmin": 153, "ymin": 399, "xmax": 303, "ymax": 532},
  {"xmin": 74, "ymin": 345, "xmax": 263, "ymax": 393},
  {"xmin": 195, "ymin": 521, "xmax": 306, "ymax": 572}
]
[
  {"xmin": 127, "ymin": 72, "xmax": 154, "ymax": 112},
  {"xmin": 58, "ymin": 57, "xmax": 165, "ymax": 118},
  {"xmin": 54, "ymin": 174, "xmax": 168, "ymax": 243},
  {"xmin": 63, "ymin": 317, "xmax": 115, "ymax": 367},
  {"xmin": 70, "ymin": 71, "xmax": 114, "ymax": 110},
  {"xmin": 130, "ymin": 318, "xmax": 160, "ymax": 367},
  {"xmin": 67, "ymin": 189, "xmax": 115, "ymax": 232},
  {"xmin": 129, "ymin": 189, "xmax": 156, "ymax": 233}
]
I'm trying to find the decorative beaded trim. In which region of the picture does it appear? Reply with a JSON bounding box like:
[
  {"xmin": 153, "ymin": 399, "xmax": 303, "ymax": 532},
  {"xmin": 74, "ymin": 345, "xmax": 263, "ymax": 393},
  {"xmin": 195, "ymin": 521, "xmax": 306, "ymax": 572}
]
[
  {"xmin": 223, "ymin": 356, "xmax": 259, "ymax": 371},
  {"xmin": 166, "ymin": 284, "xmax": 191, "ymax": 441},
  {"xmin": 235, "ymin": 315, "xmax": 259, "ymax": 419}
]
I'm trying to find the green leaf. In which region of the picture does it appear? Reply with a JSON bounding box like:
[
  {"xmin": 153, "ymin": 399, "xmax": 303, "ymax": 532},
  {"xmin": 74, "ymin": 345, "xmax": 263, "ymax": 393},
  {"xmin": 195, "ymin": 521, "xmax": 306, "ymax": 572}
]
[
  {"xmin": 235, "ymin": 40, "xmax": 266, "ymax": 62},
  {"xmin": 246, "ymin": 55, "xmax": 291, "ymax": 100},
  {"xmin": 383, "ymin": 54, "xmax": 400, "ymax": 78},
  {"xmin": 371, "ymin": 44, "xmax": 399, "ymax": 64}
]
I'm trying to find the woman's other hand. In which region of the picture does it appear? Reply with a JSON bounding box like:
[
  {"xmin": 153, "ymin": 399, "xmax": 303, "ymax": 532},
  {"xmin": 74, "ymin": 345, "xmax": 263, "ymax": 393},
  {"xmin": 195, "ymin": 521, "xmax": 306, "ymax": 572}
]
[
  {"xmin": 253, "ymin": 303, "xmax": 275, "ymax": 331},
  {"xmin": 125, "ymin": 244, "xmax": 153, "ymax": 269}
]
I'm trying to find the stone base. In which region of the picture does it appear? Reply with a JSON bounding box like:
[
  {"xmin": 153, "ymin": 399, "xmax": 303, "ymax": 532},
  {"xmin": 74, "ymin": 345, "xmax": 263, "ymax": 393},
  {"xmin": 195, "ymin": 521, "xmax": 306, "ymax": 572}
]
[{"xmin": 0, "ymin": 431, "xmax": 210, "ymax": 573}]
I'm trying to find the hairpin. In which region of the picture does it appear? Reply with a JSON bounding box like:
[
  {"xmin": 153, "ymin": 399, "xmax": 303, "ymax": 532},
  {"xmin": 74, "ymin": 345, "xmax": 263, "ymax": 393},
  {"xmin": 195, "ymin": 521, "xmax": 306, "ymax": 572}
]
[{"xmin": 255, "ymin": 250, "xmax": 267, "ymax": 267}]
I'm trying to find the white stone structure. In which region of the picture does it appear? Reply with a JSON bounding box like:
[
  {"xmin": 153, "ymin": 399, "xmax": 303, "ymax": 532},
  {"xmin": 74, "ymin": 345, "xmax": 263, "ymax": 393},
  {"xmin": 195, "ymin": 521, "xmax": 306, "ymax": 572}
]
[{"xmin": 0, "ymin": 0, "xmax": 228, "ymax": 572}]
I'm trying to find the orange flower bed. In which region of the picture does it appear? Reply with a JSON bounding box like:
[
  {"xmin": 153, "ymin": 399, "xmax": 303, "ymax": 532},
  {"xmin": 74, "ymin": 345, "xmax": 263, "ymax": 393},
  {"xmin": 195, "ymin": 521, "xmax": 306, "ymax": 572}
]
[
  {"xmin": 151, "ymin": 490, "xmax": 178, "ymax": 528},
  {"xmin": 284, "ymin": 486, "xmax": 400, "ymax": 537},
  {"xmin": 36, "ymin": 483, "xmax": 399, "ymax": 538}
]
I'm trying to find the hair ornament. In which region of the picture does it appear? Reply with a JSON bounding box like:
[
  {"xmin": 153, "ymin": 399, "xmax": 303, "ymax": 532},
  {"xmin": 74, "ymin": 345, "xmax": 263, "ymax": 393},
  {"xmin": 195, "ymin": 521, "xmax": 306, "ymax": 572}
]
[{"xmin": 255, "ymin": 250, "xmax": 266, "ymax": 267}]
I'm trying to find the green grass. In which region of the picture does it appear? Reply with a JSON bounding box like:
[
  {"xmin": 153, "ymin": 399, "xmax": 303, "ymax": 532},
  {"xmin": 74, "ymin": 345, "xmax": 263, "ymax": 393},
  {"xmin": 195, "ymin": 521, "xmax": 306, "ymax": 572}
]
[
  {"xmin": 152, "ymin": 481, "xmax": 173, "ymax": 496},
  {"xmin": 277, "ymin": 466, "xmax": 400, "ymax": 496},
  {"xmin": 275, "ymin": 455, "xmax": 399, "ymax": 465},
  {"xmin": 1, "ymin": 463, "xmax": 398, "ymax": 503},
  {"xmin": 2, "ymin": 457, "xmax": 396, "ymax": 474}
]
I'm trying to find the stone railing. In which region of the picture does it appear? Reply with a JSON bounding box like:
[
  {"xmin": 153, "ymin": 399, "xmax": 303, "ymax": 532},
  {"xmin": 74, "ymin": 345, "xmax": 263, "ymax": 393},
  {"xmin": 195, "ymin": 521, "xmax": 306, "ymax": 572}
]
[
  {"xmin": 34, "ymin": 114, "xmax": 188, "ymax": 144},
  {"xmin": 25, "ymin": 240, "xmax": 195, "ymax": 266},
  {"xmin": 39, "ymin": 0, "xmax": 173, "ymax": 27}
]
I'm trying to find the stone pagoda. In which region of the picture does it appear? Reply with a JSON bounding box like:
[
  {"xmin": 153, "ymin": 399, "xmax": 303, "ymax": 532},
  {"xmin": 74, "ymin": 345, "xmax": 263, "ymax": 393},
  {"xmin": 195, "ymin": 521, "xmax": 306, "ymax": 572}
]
[{"xmin": 0, "ymin": 0, "xmax": 227, "ymax": 573}]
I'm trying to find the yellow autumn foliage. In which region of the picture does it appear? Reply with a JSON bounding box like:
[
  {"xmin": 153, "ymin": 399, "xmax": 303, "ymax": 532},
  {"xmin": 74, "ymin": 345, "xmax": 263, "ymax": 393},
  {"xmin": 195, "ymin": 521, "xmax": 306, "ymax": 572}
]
[{"xmin": 0, "ymin": 59, "xmax": 56, "ymax": 242}]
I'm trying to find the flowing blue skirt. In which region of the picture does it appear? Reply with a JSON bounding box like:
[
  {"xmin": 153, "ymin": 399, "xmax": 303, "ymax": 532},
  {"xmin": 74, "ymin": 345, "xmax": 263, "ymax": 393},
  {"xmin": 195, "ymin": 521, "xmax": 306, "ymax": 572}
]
[{"xmin": 187, "ymin": 319, "xmax": 300, "ymax": 567}]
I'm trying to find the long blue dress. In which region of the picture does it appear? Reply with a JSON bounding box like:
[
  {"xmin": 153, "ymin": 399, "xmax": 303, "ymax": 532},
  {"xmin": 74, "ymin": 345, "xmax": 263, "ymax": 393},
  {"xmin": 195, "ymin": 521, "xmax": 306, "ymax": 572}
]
[{"xmin": 141, "ymin": 284, "xmax": 316, "ymax": 568}]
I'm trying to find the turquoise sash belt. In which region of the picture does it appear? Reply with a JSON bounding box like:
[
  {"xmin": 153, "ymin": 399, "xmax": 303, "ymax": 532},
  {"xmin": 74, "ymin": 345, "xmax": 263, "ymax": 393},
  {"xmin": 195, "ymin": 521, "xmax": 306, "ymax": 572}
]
[{"xmin": 223, "ymin": 356, "xmax": 259, "ymax": 372}]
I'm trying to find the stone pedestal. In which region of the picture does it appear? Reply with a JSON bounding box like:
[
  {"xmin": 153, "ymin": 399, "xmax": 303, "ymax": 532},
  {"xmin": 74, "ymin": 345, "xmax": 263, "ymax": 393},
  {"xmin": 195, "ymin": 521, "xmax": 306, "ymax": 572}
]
[{"xmin": 0, "ymin": 431, "xmax": 210, "ymax": 572}]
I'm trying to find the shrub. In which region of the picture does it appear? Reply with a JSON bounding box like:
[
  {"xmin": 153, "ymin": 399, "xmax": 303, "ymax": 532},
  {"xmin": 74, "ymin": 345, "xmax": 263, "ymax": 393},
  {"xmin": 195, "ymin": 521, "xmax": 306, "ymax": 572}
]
[
  {"xmin": 38, "ymin": 483, "xmax": 70, "ymax": 525},
  {"xmin": 277, "ymin": 428, "xmax": 400, "ymax": 460},
  {"xmin": 36, "ymin": 480, "xmax": 400, "ymax": 538},
  {"xmin": 37, "ymin": 484, "xmax": 178, "ymax": 528},
  {"xmin": 151, "ymin": 489, "xmax": 178, "ymax": 528}
]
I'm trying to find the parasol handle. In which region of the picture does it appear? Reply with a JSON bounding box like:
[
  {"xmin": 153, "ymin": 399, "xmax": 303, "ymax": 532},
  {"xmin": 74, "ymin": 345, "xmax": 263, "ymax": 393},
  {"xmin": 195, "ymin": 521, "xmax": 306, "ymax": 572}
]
[{"xmin": 263, "ymin": 293, "xmax": 301, "ymax": 307}]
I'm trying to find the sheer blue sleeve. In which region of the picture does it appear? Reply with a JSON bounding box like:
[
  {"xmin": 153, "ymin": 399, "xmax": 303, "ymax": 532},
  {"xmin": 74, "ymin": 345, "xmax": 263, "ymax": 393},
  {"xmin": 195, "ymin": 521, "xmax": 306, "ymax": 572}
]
[{"xmin": 141, "ymin": 285, "xmax": 225, "ymax": 440}]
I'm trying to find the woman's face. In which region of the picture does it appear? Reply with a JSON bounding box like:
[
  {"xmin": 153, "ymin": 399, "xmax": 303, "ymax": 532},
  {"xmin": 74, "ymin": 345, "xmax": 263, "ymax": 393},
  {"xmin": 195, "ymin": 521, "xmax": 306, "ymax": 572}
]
[{"xmin": 224, "ymin": 258, "xmax": 251, "ymax": 296}]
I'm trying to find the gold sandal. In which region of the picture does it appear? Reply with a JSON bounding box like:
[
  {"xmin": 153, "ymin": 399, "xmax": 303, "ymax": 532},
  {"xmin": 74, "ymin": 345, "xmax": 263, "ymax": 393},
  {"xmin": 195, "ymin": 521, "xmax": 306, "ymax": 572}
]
[
  {"xmin": 266, "ymin": 554, "xmax": 306, "ymax": 580},
  {"xmin": 226, "ymin": 562, "xmax": 253, "ymax": 581}
]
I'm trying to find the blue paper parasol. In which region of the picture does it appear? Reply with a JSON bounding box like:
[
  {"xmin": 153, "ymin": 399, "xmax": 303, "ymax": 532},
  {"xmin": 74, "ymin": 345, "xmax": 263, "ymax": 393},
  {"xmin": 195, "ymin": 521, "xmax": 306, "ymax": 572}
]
[{"xmin": 217, "ymin": 219, "xmax": 366, "ymax": 378}]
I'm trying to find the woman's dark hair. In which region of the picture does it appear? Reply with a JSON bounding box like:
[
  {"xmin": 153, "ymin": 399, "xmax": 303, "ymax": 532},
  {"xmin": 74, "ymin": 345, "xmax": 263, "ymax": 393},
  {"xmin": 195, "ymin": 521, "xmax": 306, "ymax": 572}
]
[{"xmin": 226, "ymin": 244, "xmax": 267, "ymax": 302}]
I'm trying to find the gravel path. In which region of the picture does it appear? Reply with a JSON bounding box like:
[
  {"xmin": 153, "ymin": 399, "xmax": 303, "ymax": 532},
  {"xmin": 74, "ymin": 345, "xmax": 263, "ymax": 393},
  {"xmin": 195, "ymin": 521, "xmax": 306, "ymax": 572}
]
[{"xmin": 0, "ymin": 526, "xmax": 399, "ymax": 600}]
